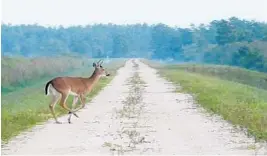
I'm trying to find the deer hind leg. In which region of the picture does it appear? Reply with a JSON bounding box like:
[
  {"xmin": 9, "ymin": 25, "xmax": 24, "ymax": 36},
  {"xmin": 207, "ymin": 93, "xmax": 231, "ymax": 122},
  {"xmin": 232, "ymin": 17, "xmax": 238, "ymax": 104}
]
[
  {"xmin": 59, "ymin": 93, "xmax": 79, "ymax": 118},
  {"xmin": 49, "ymin": 95, "xmax": 61, "ymax": 124},
  {"xmin": 68, "ymin": 96, "xmax": 79, "ymax": 124}
]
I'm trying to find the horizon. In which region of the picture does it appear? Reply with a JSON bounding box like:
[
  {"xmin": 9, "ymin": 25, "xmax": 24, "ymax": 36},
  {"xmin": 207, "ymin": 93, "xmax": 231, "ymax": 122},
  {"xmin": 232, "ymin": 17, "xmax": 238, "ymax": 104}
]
[
  {"xmin": 2, "ymin": 0, "xmax": 267, "ymax": 28},
  {"xmin": 2, "ymin": 16, "xmax": 267, "ymax": 29}
]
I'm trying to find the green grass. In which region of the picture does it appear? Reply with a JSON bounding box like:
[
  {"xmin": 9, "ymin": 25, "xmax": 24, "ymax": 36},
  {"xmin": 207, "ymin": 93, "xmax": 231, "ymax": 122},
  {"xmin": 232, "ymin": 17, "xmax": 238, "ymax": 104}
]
[
  {"xmin": 165, "ymin": 63, "xmax": 267, "ymax": 90},
  {"xmin": 1, "ymin": 58, "xmax": 127, "ymax": 142},
  {"xmin": 144, "ymin": 60, "xmax": 267, "ymax": 141}
]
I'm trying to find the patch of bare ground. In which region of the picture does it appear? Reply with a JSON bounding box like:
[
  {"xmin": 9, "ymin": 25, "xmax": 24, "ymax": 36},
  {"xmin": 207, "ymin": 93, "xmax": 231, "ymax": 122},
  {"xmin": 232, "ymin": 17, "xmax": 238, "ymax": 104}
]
[{"xmin": 2, "ymin": 59, "xmax": 267, "ymax": 155}]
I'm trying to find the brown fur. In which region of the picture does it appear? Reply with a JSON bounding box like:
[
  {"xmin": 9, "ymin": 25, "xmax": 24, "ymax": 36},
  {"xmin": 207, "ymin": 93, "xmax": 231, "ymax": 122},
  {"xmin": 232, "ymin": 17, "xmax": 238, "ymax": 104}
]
[{"xmin": 45, "ymin": 60, "xmax": 110, "ymax": 124}]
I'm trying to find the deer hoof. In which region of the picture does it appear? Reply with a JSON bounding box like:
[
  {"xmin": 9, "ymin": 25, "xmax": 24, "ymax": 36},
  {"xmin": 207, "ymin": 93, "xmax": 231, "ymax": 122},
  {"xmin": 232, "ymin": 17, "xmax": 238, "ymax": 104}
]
[
  {"xmin": 73, "ymin": 113, "xmax": 79, "ymax": 118},
  {"xmin": 69, "ymin": 111, "xmax": 79, "ymax": 118}
]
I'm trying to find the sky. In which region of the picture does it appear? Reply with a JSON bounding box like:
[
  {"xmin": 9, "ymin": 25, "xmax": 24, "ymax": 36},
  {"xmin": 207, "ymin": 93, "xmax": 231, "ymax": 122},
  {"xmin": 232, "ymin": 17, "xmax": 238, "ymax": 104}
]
[{"xmin": 1, "ymin": 0, "xmax": 267, "ymax": 28}]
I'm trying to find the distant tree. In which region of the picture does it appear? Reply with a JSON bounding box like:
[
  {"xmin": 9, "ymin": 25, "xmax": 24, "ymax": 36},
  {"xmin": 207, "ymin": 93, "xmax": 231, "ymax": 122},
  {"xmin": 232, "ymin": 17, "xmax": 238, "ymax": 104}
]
[
  {"xmin": 232, "ymin": 46, "xmax": 265, "ymax": 71},
  {"xmin": 215, "ymin": 20, "xmax": 236, "ymax": 45},
  {"xmin": 179, "ymin": 28, "xmax": 193, "ymax": 45},
  {"xmin": 112, "ymin": 33, "xmax": 128, "ymax": 58},
  {"xmin": 1, "ymin": 17, "xmax": 267, "ymax": 72},
  {"xmin": 150, "ymin": 24, "xmax": 182, "ymax": 59}
]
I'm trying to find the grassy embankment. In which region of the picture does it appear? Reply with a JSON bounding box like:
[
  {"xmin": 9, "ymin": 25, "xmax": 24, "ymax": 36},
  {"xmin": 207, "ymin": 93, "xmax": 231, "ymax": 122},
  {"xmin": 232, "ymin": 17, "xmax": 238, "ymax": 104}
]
[
  {"xmin": 143, "ymin": 59, "xmax": 267, "ymax": 141},
  {"xmin": 1, "ymin": 56, "xmax": 127, "ymax": 142}
]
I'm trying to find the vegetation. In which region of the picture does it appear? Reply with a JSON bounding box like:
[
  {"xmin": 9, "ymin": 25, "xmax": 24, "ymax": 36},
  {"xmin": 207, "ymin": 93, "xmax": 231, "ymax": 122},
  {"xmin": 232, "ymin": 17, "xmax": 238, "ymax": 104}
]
[
  {"xmin": 2, "ymin": 55, "xmax": 93, "ymax": 94},
  {"xmin": 2, "ymin": 17, "xmax": 267, "ymax": 72},
  {"xmin": 163, "ymin": 63, "xmax": 267, "ymax": 90},
  {"xmin": 144, "ymin": 60, "xmax": 267, "ymax": 141},
  {"xmin": 2, "ymin": 15, "xmax": 267, "ymax": 142},
  {"xmin": 1, "ymin": 56, "xmax": 126, "ymax": 142}
]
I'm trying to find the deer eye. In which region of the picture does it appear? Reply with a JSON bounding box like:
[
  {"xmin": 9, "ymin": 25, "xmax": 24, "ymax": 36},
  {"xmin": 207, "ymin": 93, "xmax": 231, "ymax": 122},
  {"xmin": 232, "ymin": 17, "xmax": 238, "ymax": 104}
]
[{"xmin": 100, "ymin": 65, "xmax": 103, "ymax": 68}]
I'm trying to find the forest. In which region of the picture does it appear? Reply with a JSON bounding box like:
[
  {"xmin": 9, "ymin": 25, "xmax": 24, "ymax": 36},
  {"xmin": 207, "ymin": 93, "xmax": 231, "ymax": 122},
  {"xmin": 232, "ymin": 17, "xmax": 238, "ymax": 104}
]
[{"xmin": 2, "ymin": 16, "xmax": 267, "ymax": 72}]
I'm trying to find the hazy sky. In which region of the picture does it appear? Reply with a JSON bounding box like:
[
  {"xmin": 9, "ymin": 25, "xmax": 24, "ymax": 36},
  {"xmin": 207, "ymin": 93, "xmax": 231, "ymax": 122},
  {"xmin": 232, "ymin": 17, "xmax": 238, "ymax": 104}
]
[{"xmin": 2, "ymin": 0, "xmax": 267, "ymax": 27}]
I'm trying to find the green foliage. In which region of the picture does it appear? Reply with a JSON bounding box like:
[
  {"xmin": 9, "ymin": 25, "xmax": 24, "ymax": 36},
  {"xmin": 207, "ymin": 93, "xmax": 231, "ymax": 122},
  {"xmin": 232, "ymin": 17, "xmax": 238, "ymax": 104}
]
[
  {"xmin": 150, "ymin": 24, "xmax": 184, "ymax": 59},
  {"xmin": 161, "ymin": 69, "xmax": 267, "ymax": 140},
  {"xmin": 232, "ymin": 46, "xmax": 266, "ymax": 71},
  {"xmin": 145, "ymin": 60, "xmax": 267, "ymax": 140},
  {"xmin": 163, "ymin": 63, "xmax": 267, "ymax": 90},
  {"xmin": 202, "ymin": 43, "xmax": 267, "ymax": 72},
  {"xmin": 1, "ymin": 57, "xmax": 126, "ymax": 142},
  {"xmin": 1, "ymin": 56, "xmax": 94, "ymax": 94},
  {"xmin": 112, "ymin": 33, "xmax": 129, "ymax": 57},
  {"xmin": 215, "ymin": 19, "xmax": 236, "ymax": 45},
  {"xmin": 1, "ymin": 24, "xmax": 152, "ymax": 58},
  {"xmin": 2, "ymin": 17, "xmax": 267, "ymax": 72}
]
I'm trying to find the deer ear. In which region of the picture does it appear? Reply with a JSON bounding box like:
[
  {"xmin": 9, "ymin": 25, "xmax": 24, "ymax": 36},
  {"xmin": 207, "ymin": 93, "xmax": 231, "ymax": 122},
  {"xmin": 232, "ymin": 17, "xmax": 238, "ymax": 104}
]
[
  {"xmin": 100, "ymin": 60, "xmax": 104, "ymax": 65},
  {"xmin": 93, "ymin": 62, "xmax": 96, "ymax": 67}
]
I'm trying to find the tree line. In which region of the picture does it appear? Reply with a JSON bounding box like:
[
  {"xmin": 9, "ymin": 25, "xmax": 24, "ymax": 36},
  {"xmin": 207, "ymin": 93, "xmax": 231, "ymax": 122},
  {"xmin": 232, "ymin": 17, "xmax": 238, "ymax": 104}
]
[{"xmin": 2, "ymin": 16, "xmax": 267, "ymax": 72}]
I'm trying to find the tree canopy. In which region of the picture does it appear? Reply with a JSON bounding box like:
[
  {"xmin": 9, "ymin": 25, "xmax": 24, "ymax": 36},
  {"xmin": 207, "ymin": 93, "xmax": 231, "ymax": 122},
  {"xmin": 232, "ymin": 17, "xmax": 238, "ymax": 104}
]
[{"xmin": 2, "ymin": 17, "xmax": 267, "ymax": 72}]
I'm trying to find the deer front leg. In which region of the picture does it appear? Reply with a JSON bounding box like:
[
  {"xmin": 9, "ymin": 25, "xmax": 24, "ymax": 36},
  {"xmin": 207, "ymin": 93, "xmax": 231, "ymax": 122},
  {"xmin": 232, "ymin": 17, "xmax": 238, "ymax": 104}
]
[
  {"xmin": 72, "ymin": 94, "xmax": 86, "ymax": 113},
  {"xmin": 59, "ymin": 93, "xmax": 79, "ymax": 120},
  {"xmin": 68, "ymin": 96, "xmax": 79, "ymax": 124}
]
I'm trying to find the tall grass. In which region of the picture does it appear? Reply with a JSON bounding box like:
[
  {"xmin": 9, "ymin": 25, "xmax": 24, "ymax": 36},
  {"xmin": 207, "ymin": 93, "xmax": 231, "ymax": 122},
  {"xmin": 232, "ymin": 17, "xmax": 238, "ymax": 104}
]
[
  {"xmin": 166, "ymin": 63, "xmax": 267, "ymax": 90},
  {"xmin": 1, "ymin": 57, "xmax": 127, "ymax": 142},
  {"xmin": 1, "ymin": 56, "xmax": 93, "ymax": 94},
  {"xmin": 144, "ymin": 60, "xmax": 267, "ymax": 141}
]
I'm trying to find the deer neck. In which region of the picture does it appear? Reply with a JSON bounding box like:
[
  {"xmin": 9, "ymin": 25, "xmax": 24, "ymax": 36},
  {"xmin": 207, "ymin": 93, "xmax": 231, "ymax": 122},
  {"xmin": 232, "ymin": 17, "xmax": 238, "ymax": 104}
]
[{"xmin": 87, "ymin": 70, "xmax": 101, "ymax": 86}]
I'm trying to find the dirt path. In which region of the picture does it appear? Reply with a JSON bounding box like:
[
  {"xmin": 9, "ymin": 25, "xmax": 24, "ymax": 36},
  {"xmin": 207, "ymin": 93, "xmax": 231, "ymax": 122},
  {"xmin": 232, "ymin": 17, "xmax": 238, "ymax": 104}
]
[{"xmin": 2, "ymin": 59, "xmax": 267, "ymax": 155}]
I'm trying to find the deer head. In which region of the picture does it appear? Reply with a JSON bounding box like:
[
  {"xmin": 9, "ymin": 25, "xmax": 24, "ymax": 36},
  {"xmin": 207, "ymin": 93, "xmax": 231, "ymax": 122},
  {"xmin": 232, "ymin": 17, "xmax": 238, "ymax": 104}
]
[{"xmin": 92, "ymin": 59, "xmax": 110, "ymax": 77}]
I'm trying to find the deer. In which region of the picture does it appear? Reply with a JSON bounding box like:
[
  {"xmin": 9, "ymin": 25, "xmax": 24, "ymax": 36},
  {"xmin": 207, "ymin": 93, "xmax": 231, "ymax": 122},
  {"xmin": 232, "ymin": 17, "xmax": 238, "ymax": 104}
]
[{"xmin": 44, "ymin": 59, "xmax": 110, "ymax": 124}]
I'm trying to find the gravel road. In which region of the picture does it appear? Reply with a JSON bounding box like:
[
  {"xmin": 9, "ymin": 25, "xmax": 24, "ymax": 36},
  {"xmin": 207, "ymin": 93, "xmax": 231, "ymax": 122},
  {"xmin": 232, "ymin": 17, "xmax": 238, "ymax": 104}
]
[{"xmin": 2, "ymin": 59, "xmax": 267, "ymax": 155}]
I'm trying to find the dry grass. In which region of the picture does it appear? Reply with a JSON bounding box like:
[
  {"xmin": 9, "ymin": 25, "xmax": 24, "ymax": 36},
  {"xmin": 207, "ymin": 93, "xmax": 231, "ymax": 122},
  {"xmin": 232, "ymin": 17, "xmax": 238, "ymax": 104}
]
[
  {"xmin": 2, "ymin": 56, "xmax": 93, "ymax": 93},
  {"xmin": 1, "ymin": 56, "xmax": 127, "ymax": 142}
]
